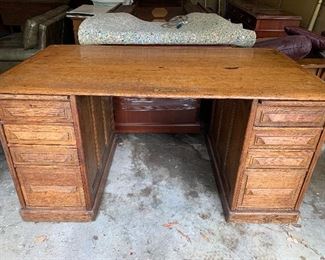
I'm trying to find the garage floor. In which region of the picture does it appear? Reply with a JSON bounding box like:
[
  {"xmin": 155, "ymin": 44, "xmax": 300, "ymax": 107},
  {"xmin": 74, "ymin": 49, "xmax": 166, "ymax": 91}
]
[{"xmin": 0, "ymin": 134, "xmax": 324, "ymax": 260}]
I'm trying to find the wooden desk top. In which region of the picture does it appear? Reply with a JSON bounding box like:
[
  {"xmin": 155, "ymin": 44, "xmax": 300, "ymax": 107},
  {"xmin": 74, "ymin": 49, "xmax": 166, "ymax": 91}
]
[{"xmin": 0, "ymin": 45, "xmax": 324, "ymax": 100}]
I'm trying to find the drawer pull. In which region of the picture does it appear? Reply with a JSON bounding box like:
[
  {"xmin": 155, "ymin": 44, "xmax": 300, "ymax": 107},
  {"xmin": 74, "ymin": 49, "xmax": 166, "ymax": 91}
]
[
  {"xmin": 245, "ymin": 188, "xmax": 294, "ymax": 197},
  {"xmin": 30, "ymin": 185, "xmax": 77, "ymax": 193}
]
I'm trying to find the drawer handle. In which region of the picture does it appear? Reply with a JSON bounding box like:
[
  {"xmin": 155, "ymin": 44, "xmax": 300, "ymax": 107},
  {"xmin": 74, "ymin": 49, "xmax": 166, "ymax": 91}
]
[
  {"xmin": 246, "ymin": 188, "xmax": 294, "ymax": 196},
  {"xmin": 17, "ymin": 153, "xmax": 76, "ymax": 164},
  {"xmin": 30, "ymin": 185, "xmax": 77, "ymax": 193}
]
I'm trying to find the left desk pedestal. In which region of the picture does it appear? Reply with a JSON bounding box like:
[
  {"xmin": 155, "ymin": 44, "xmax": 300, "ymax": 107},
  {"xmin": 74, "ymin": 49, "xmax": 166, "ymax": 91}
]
[{"xmin": 0, "ymin": 95, "xmax": 116, "ymax": 222}]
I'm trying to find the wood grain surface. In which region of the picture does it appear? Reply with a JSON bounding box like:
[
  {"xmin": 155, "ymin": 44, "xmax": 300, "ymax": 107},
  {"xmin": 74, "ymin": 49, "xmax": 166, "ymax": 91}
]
[{"xmin": 0, "ymin": 45, "xmax": 324, "ymax": 100}]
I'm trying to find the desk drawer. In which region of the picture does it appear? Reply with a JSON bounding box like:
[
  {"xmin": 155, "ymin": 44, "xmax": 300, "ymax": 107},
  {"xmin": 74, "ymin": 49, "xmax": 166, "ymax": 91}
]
[
  {"xmin": 4, "ymin": 124, "xmax": 76, "ymax": 145},
  {"xmin": 16, "ymin": 166, "xmax": 85, "ymax": 208},
  {"xmin": 10, "ymin": 145, "xmax": 79, "ymax": 166},
  {"xmin": 115, "ymin": 97, "xmax": 200, "ymax": 111},
  {"xmin": 246, "ymin": 149, "xmax": 314, "ymax": 169},
  {"xmin": 255, "ymin": 105, "xmax": 325, "ymax": 127},
  {"xmin": 0, "ymin": 100, "xmax": 72, "ymax": 123},
  {"xmin": 239, "ymin": 169, "xmax": 305, "ymax": 209},
  {"xmin": 250, "ymin": 127, "xmax": 322, "ymax": 149}
]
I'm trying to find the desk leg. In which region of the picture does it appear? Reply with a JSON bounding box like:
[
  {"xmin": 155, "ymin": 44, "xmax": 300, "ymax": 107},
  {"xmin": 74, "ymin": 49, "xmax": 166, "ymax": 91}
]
[
  {"xmin": 207, "ymin": 99, "xmax": 325, "ymax": 223},
  {"xmin": 0, "ymin": 95, "xmax": 116, "ymax": 222}
]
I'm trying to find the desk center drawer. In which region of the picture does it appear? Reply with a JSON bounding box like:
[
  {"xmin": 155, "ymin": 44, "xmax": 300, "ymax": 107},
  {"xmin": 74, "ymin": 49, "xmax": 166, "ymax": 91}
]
[
  {"xmin": 4, "ymin": 124, "xmax": 76, "ymax": 145},
  {"xmin": 0, "ymin": 100, "xmax": 72, "ymax": 123},
  {"xmin": 10, "ymin": 145, "xmax": 79, "ymax": 166}
]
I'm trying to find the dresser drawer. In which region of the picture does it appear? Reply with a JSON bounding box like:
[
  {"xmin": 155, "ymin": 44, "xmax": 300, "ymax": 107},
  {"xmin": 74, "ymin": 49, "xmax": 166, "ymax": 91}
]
[
  {"xmin": 250, "ymin": 127, "xmax": 322, "ymax": 149},
  {"xmin": 255, "ymin": 105, "xmax": 325, "ymax": 127},
  {"xmin": 0, "ymin": 100, "xmax": 72, "ymax": 123},
  {"xmin": 246, "ymin": 149, "xmax": 314, "ymax": 169},
  {"xmin": 4, "ymin": 124, "xmax": 76, "ymax": 145},
  {"xmin": 10, "ymin": 145, "xmax": 79, "ymax": 166},
  {"xmin": 16, "ymin": 166, "xmax": 85, "ymax": 208},
  {"xmin": 239, "ymin": 169, "xmax": 305, "ymax": 209}
]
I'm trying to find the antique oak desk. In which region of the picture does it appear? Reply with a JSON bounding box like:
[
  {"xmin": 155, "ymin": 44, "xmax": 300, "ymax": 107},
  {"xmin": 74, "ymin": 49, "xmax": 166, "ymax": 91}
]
[{"xmin": 0, "ymin": 45, "xmax": 324, "ymax": 223}]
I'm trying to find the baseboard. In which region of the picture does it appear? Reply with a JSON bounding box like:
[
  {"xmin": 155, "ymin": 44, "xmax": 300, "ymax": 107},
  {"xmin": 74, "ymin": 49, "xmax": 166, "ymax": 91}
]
[
  {"xmin": 20, "ymin": 208, "xmax": 94, "ymax": 222},
  {"xmin": 227, "ymin": 210, "xmax": 299, "ymax": 224}
]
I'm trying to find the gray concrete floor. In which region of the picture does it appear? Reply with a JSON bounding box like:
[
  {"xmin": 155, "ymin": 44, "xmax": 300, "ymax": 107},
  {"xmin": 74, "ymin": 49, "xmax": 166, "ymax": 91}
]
[{"xmin": 0, "ymin": 134, "xmax": 324, "ymax": 260}]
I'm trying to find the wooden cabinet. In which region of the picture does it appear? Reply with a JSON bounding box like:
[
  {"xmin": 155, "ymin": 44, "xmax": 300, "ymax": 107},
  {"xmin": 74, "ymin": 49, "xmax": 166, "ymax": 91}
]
[
  {"xmin": 226, "ymin": 1, "xmax": 301, "ymax": 38},
  {"xmin": 208, "ymin": 100, "xmax": 325, "ymax": 223},
  {"xmin": 0, "ymin": 95, "xmax": 116, "ymax": 222}
]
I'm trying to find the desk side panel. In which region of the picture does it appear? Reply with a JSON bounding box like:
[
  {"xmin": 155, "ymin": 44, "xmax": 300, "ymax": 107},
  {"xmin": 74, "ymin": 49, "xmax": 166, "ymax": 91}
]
[
  {"xmin": 208, "ymin": 99, "xmax": 253, "ymax": 207},
  {"xmin": 74, "ymin": 96, "xmax": 116, "ymax": 215}
]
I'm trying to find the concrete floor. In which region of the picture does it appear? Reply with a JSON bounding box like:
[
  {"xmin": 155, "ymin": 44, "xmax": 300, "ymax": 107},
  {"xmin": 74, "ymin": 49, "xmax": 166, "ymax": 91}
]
[{"xmin": 0, "ymin": 134, "xmax": 324, "ymax": 260}]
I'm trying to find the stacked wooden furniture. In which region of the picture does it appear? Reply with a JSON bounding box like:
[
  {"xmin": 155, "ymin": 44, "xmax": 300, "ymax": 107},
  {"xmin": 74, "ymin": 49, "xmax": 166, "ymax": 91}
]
[
  {"xmin": 0, "ymin": 45, "xmax": 324, "ymax": 223},
  {"xmin": 226, "ymin": 0, "xmax": 301, "ymax": 38}
]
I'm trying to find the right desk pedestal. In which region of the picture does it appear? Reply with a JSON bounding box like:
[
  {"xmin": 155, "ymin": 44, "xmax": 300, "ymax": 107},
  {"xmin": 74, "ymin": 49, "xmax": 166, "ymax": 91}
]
[{"xmin": 208, "ymin": 99, "xmax": 325, "ymax": 223}]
